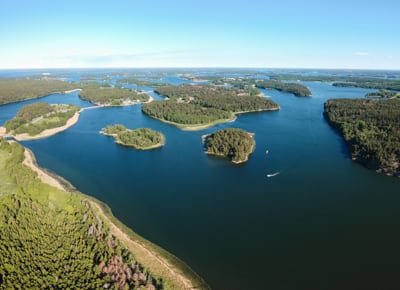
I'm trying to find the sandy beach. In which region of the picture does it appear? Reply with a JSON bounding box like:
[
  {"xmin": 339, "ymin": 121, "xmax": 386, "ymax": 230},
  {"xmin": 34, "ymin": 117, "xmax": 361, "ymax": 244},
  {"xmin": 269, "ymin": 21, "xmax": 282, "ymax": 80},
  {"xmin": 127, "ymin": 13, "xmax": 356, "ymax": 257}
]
[{"xmin": 14, "ymin": 109, "xmax": 82, "ymax": 141}]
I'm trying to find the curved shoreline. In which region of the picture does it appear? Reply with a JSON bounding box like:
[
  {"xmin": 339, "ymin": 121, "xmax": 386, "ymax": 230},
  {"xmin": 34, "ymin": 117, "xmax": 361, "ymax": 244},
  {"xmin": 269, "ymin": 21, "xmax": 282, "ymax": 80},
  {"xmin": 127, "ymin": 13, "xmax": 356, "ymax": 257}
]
[
  {"xmin": 20, "ymin": 144, "xmax": 208, "ymax": 289},
  {"xmin": 13, "ymin": 109, "xmax": 82, "ymax": 141}
]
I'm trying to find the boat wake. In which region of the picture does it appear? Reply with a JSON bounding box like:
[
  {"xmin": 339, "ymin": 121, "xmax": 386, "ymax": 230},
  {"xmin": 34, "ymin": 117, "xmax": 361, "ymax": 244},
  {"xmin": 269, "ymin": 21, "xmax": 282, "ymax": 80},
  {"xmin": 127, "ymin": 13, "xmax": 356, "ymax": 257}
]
[{"xmin": 266, "ymin": 171, "xmax": 280, "ymax": 178}]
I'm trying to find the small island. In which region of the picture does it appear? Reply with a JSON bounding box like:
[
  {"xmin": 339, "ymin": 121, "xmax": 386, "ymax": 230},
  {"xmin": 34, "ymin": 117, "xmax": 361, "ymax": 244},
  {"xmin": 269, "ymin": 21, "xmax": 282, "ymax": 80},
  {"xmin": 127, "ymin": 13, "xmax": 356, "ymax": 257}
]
[
  {"xmin": 3, "ymin": 102, "xmax": 81, "ymax": 141},
  {"xmin": 101, "ymin": 124, "xmax": 165, "ymax": 150},
  {"xmin": 204, "ymin": 128, "xmax": 255, "ymax": 164},
  {"xmin": 324, "ymin": 98, "xmax": 400, "ymax": 177},
  {"xmin": 79, "ymin": 83, "xmax": 151, "ymax": 106},
  {"xmin": 255, "ymin": 80, "xmax": 312, "ymax": 97},
  {"xmin": 142, "ymin": 84, "xmax": 279, "ymax": 130}
]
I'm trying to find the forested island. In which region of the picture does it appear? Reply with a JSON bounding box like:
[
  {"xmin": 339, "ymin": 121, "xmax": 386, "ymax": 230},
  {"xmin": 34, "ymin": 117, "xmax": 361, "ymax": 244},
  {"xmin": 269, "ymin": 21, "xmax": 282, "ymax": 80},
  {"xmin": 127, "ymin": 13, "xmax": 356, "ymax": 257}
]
[
  {"xmin": 324, "ymin": 99, "xmax": 400, "ymax": 177},
  {"xmin": 3, "ymin": 102, "xmax": 80, "ymax": 140},
  {"xmin": 255, "ymin": 80, "xmax": 312, "ymax": 97},
  {"xmin": 0, "ymin": 78, "xmax": 76, "ymax": 105},
  {"xmin": 118, "ymin": 78, "xmax": 170, "ymax": 87},
  {"xmin": 0, "ymin": 140, "xmax": 208, "ymax": 289},
  {"xmin": 143, "ymin": 84, "xmax": 279, "ymax": 130},
  {"xmin": 101, "ymin": 125, "xmax": 165, "ymax": 150},
  {"xmin": 79, "ymin": 83, "xmax": 150, "ymax": 106},
  {"xmin": 204, "ymin": 128, "xmax": 255, "ymax": 164},
  {"xmin": 366, "ymin": 90, "xmax": 400, "ymax": 99}
]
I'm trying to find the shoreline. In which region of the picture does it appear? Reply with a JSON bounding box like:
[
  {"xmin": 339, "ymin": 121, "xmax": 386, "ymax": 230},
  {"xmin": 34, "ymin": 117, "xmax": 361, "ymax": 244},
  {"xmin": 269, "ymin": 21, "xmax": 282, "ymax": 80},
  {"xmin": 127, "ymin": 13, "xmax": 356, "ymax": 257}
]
[
  {"xmin": 19, "ymin": 143, "xmax": 207, "ymax": 289},
  {"xmin": 144, "ymin": 106, "xmax": 279, "ymax": 131},
  {"xmin": 13, "ymin": 109, "xmax": 82, "ymax": 141}
]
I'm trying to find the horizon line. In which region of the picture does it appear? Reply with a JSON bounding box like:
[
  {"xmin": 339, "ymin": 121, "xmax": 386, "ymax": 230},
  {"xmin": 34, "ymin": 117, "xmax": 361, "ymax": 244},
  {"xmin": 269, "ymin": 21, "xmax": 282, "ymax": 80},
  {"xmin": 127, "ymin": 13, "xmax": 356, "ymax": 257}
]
[{"xmin": 1, "ymin": 66, "xmax": 400, "ymax": 71}]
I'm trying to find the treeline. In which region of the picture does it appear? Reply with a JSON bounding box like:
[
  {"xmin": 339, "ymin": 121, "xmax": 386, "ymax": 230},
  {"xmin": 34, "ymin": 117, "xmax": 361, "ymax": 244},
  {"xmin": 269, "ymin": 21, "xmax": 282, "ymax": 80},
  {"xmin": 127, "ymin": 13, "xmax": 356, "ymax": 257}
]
[
  {"xmin": 142, "ymin": 101, "xmax": 233, "ymax": 125},
  {"xmin": 145, "ymin": 85, "xmax": 279, "ymax": 127},
  {"xmin": 102, "ymin": 125, "xmax": 164, "ymax": 149},
  {"xmin": 4, "ymin": 102, "xmax": 79, "ymax": 136},
  {"xmin": 366, "ymin": 90, "xmax": 400, "ymax": 99},
  {"xmin": 0, "ymin": 78, "xmax": 76, "ymax": 105},
  {"xmin": 118, "ymin": 78, "xmax": 170, "ymax": 87},
  {"xmin": 255, "ymin": 80, "xmax": 312, "ymax": 97},
  {"xmin": 333, "ymin": 80, "xmax": 400, "ymax": 91},
  {"xmin": 205, "ymin": 128, "xmax": 255, "ymax": 163},
  {"xmin": 324, "ymin": 99, "xmax": 400, "ymax": 177},
  {"xmin": 79, "ymin": 83, "xmax": 149, "ymax": 106},
  {"xmin": 0, "ymin": 140, "xmax": 163, "ymax": 289}
]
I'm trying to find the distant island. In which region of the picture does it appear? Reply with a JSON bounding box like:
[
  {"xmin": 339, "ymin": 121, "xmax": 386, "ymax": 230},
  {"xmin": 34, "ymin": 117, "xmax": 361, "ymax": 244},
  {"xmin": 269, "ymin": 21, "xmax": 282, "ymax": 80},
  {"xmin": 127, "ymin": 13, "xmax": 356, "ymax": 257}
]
[
  {"xmin": 142, "ymin": 84, "xmax": 279, "ymax": 130},
  {"xmin": 79, "ymin": 83, "xmax": 151, "ymax": 106},
  {"xmin": 324, "ymin": 99, "xmax": 400, "ymax": 177},
  {"xmin": 2, "ymin": 102, "xmax": 81, "ymax": 141},
  {"xmin": 101, "ymin": 124, "xmax": 165, "ymax": 150},
  {"xmin": 0, "ymin": 78, "xmax": 77, "ymax": 105},
  {"xmin": 366, "ymin": 90, "xmax": 400, "ymax": 99},
  {"xmin": 0, "ymin": 139, "xmax": 208, "ymax": 289},
  {"xmin": 204, "ymin": 128, "xmax": 255, "ymax": 164},
  {"xmin": 182, "ymin": 75, "xmax": 312, "ymax": 97},
  {"xmin": 118, "ymin": 77, "xmax": 171, "ymax": 87}
]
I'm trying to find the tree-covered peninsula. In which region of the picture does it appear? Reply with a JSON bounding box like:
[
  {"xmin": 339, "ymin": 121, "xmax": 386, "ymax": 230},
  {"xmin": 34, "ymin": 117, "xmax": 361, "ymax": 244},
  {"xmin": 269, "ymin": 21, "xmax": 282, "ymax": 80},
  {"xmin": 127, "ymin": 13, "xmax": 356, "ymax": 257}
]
[
  {"xmin": 79, "ymin": 83, "xmax": 150, "ymax": 106},
  {"xmin": 255, "ymin": 80, "xmax": 312, "ymax": 97},
  {"xmin": 0, "ymin": 140, "xmax": 208, "ymax": 289},
  {"xmin": 143, "ymin": 84, "xmax": 279, "ymax": 130},
  {"xmin": 118, "ymin": 78, "xmax": 170, "ymax": 87},
  {"xmin": 324, "ymin": 99, "xmax": 400, "ymax": 177},
  {"xmin": 204, "ymin": 128, "xmax": 255, "ymax": 164},
  {"xmin": 0, "ymin": 78, "xmax": 77, "ymax": 105},
  {"xmin": 102, "ymin": 125, "xmax": 165, "ymax": 150},
  {"xmin": 366, "ymin": 90, "xmax": 400, "ymax": 99},
  {"xmin": 3, "ymin": 102, "xmax": 80, "ymax": 139}
]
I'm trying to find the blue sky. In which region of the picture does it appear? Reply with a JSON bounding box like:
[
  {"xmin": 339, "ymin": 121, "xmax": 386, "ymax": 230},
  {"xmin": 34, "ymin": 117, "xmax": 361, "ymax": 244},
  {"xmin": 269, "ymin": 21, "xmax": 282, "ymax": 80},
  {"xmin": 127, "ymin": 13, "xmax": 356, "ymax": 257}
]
[{"xmin": 0, "ymin": 0, "xmax": 399, "ymax": 69}]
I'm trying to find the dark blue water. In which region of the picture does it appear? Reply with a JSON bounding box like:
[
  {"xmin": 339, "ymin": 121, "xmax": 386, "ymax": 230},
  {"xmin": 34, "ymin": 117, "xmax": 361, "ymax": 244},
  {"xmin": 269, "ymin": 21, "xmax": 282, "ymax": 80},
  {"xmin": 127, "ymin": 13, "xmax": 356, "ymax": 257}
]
[{"xmin": 1, "ymin": 71, "xmax": 400, "ymax": 290}]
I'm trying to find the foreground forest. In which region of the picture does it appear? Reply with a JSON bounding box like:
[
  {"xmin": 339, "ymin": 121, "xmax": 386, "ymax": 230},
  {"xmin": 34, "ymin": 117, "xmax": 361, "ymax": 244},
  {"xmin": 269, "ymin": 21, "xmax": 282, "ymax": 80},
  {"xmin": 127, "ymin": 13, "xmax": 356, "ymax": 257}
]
[
  {"xmin": 324, "ymin": 99, "xmax": 400, "ymax": 177},
  {"xmin": 0, "ymin": 140, "xmax": 209, "ymax": 289}
]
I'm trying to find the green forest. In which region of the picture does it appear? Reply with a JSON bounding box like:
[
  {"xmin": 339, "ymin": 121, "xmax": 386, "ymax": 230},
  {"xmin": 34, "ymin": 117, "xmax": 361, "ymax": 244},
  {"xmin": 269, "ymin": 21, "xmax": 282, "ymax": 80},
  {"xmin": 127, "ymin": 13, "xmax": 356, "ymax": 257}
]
[
  {"xmin": 204, "ymin": 128, "xmax": 255, "ymax": 163},
  {"xmin": 324, "ymin": 99, "xmax": 400, "ymax": 177},
  {"xmin": 79, "ymin": 83, "xmax": 149, "ymax": 106},
  {"xmin": 0, "ymin": 140, "xmax": 163, "ymax": 289},
  {"xmin": 143, "ymin": 85, "xmax": 279, "ymax": 127},
  {"xmin": 366, "ymin": 90, "xmax": 400, "ymax": 99},
  {"xmin": 0, "ymin": 78, "xmax": 76, "ymax": 105},
  {"xmin": 118, "ymin": 78, "xmax": 170, "ymax": 87},
  {"xmin": 255, "ymin": 80, "xmax": 312, "ymax": 97},
  {"xmin": 102, "ymin": 125, "xmax": 165, "ymax": 150},
  {"xmin": 4, "ymin": 102, "xmax": 80, "ymax": 136}
]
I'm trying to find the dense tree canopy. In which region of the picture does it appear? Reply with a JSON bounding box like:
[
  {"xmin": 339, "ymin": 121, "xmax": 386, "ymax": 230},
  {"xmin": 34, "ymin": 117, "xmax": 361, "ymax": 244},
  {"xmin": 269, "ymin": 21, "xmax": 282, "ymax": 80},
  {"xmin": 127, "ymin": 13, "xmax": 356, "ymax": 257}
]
[
  {"xmin": 324, "ymin": 99, "xmax": 400, "ymax": 177},
  {"xmin": 144, "ymin": 85, "xmax": 279, "ymax": 127},
  {"xmin": 79, "ymin": 83, "xmax": 149, "ymax": 106},
  {"xmin": 0, "ymin": 140, "xmax": 163, "ymax": 289},
  {"xmin": 255, "ymin": 80, "xmax": 312, "ymax": 97},
  {"xmin": 205, "ymin": 128, "xmax": 255, "ymax": 163},
  {"xmin": 102, "ymin": 125, "xmax": 165, "ymax": 150}
]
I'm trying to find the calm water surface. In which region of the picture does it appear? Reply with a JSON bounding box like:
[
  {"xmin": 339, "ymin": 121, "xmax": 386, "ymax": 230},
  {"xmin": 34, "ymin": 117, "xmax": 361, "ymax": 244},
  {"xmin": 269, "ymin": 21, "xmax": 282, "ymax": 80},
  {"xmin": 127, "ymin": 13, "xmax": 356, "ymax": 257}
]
[{"xmin": 1, "ymin": 72, "xmax": 400, "ymax": 290}]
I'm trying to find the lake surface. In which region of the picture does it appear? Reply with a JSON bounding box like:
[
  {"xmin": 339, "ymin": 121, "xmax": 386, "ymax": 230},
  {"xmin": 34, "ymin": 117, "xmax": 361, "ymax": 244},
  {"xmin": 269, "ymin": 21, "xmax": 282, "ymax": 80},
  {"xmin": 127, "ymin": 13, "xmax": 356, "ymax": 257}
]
[{"xmin": 1, "ymin": 69, "xmax": 400, "ymax": 289}]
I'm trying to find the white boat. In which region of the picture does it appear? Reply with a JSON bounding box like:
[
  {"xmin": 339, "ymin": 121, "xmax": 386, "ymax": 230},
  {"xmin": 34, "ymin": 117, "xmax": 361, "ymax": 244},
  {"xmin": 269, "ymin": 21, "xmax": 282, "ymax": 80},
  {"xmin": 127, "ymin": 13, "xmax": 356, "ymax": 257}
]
[{"xmin": 266, "ymin": 172, "xmax": 280, "ymax": 178}]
